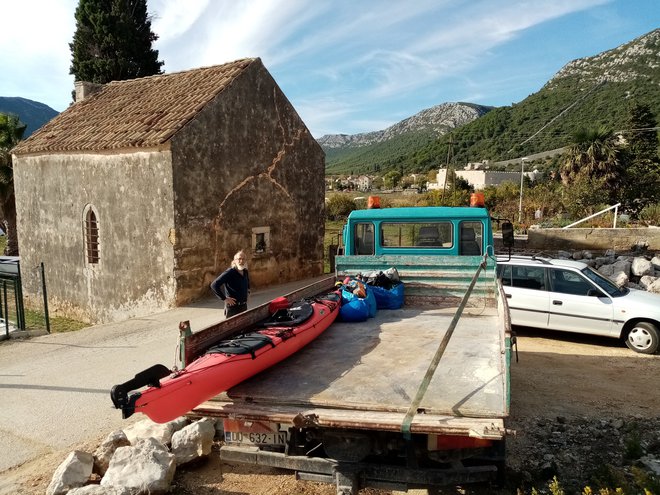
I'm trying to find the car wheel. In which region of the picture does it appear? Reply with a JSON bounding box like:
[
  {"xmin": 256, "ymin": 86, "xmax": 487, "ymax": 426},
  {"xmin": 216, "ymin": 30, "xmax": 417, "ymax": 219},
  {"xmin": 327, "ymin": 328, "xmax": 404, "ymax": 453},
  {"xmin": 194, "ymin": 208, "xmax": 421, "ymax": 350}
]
[{"xmin": 625, "ymin": 322, "xmax": 660, "ymax": 354}]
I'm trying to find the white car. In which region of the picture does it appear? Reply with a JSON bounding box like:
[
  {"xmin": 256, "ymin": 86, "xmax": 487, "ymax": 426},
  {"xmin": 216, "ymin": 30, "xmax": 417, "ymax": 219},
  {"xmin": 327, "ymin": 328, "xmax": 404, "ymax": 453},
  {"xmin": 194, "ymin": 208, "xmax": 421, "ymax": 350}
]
[{"xmin": 496, "ymin": 256, "xmax": 660, "ymax": 354}]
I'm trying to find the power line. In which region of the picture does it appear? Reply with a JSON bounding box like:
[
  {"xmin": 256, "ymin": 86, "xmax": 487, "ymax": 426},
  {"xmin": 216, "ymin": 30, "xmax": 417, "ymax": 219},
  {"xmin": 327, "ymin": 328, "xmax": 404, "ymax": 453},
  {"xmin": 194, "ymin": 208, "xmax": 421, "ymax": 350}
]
[{"xmin": 507, "ymin": 80, "xmax": 607, "ymax": 153}]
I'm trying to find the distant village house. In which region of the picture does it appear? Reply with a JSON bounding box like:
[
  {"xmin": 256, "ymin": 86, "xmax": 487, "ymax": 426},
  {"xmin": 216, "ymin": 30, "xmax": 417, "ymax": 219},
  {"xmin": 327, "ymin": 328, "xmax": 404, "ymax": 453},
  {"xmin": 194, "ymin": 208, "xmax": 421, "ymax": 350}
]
[{"xmin": 428, "ymin": 162, "xmax": 539, "ymax": 191}]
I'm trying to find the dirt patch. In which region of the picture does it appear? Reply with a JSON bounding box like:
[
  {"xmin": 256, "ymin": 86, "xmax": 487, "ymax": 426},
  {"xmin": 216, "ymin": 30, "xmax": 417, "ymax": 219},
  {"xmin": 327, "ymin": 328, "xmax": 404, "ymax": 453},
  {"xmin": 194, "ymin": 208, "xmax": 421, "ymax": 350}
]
[{"xmin": 4, "ymin": 329, "xmax": 659, "ymax": 494}]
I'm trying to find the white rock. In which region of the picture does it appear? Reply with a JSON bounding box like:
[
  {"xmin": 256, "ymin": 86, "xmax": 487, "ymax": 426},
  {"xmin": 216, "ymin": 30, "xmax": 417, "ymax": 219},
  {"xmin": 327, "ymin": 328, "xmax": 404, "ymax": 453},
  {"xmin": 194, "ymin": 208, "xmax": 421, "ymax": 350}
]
[
  {"xmin": 46, "ymin": 450, "xmax": 94, "ymax": 495},
  {"xmin": 651, "ymin": 255, "xmax": 660, "ymax": 271},
  {"xmin": 94, "ymin": 430, "xmax": 130, "ymax": 476},
  {"xmin": 171, "ymin": 417, "xmax": 217, "ymax": 465},
  {"xmin": 631, "ymin": 257, "xmax": 653, "ymax": 277},
  {"xmin": 123, "ymin": 417, "xmax": 187, "ymax": 446},
  {"xmin": 613, "ymin": 272, "xmax": 629, "ymax": 287},
  {"xmin": 646, "ymin": 278, "xmax": 660, "ymax": 294},
  {"xmin": 639, "ymin": 275, "xmax": 658, "ymax": 289},
  {"xmin": 612, "ymin": 259, "xmax": 631, "ymax": 277},
  {"xmin": 101, "ymin": 437, "xmax": 176, "ymax": 494}
]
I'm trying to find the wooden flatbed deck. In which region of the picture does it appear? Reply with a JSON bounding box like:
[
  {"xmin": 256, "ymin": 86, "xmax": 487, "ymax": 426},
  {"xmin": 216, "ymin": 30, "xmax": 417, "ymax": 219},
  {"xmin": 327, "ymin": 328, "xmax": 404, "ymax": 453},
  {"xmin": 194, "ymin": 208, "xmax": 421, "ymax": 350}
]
[{"xmin": 193, "ymin": 304, "xmax": 509, "ymax": 438}]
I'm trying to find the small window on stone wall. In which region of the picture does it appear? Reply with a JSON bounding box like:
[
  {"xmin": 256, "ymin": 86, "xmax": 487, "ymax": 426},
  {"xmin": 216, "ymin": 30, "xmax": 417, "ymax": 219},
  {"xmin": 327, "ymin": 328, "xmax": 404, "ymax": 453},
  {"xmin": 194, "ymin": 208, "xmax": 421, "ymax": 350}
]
[
  {"xmin": 84, "ymin": 206, "xmax": 100, "ymax": 264},
  {"xmin": 252, "ymin": 227, "xmax": 270, "ymax": 254}
]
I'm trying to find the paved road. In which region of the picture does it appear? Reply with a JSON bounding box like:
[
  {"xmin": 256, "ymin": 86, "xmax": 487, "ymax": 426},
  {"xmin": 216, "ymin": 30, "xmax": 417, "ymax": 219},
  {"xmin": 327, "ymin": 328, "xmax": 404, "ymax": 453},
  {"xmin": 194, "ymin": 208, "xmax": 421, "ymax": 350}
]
[{"xmin": 0, "ymin": 276, "xmax": 326, "ymax": 492}]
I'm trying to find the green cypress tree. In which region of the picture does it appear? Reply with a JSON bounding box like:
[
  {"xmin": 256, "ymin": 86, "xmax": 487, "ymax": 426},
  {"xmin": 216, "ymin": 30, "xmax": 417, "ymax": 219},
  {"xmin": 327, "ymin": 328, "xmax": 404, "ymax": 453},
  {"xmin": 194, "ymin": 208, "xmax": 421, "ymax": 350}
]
[
  {"xmin": 0, "ymin": 113, "xmax": 27, "ymax": 255},
  {"xmin": 624, "ymin": 103, "xmax": 659, "ymax": 162},
  {"xmin": 620, "ymin": 103, "xmax": 660, "ymax": 214},
  {"xmin": 69, "ymin": 0, "xmax": 164, "ymax": 84}
]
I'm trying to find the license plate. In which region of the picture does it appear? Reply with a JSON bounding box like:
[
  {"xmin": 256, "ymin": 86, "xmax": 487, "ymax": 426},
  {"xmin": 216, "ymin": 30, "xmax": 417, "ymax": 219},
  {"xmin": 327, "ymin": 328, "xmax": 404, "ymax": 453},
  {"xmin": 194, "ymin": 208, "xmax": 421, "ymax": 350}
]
[{"xmin": 223, "ymin": 419, "xmax": 288, "ymax": 446}]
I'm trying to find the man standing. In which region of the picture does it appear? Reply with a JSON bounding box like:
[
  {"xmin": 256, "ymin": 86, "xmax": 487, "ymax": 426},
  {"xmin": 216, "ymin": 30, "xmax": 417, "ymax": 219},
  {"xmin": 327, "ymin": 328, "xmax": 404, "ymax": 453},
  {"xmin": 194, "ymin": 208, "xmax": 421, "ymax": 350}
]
[{"xmin": 210, "ymin": 250, "xmax": 250, "ymax": 318}]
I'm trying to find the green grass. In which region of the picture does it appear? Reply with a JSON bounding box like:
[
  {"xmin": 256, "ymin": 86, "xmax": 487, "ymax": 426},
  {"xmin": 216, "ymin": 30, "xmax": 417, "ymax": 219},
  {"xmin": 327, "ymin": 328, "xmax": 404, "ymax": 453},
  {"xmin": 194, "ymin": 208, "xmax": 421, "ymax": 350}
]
[
  {"xmin": 324, "ymin": 220, "xmax": 345, "ymax": 273},
  {"xmin": 25, "ymin": 308, "xmax": 88, "ymax": 333}
]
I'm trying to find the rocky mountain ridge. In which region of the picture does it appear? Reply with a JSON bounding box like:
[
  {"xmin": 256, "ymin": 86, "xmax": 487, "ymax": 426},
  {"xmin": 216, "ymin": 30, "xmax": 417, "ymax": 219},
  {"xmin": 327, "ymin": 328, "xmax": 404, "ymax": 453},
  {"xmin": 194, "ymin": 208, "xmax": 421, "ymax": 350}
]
[
  {"xmin": 323, "ymin": 28, "xmax": 660, "ymax": 174},
  {"xmin": 318, "ymin": 102, "xmax": 492, "ymax": 149},
  {"xmin": 547, "ymin": 28, "xmax": 660, "ymax": 88}
]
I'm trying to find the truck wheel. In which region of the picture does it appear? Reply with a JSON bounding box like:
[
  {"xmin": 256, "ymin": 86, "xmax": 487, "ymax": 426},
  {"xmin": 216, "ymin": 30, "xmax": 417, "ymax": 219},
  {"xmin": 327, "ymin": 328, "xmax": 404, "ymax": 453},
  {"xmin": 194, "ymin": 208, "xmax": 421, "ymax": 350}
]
[{"xmin": 625, "ymin": 322, "xmax": 660, "ymax": 354}]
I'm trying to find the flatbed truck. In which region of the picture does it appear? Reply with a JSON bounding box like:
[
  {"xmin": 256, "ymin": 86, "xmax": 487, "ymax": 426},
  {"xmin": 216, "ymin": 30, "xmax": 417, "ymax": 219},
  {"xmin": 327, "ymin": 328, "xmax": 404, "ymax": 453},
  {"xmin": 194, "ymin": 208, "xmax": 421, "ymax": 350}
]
[{"xmin": 182, "ymin": 204, "xmax": 514, "ymax": 494}]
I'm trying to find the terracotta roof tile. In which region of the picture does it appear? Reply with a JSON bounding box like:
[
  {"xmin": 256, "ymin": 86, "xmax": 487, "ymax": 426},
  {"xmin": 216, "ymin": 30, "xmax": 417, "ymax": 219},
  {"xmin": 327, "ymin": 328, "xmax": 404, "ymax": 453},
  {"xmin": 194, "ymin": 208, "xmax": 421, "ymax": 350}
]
[{"xmin": 13, "ymin": 58, "xmax": 255, "ymax": 155}]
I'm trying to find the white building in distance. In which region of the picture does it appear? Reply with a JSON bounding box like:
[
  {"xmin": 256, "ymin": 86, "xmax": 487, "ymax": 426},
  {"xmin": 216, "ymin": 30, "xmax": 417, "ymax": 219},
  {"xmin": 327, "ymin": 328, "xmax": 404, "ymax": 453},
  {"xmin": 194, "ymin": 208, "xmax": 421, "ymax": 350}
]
[{"xmin": 428, "ymin": 162, "xmax": 540, "ymax": 191}]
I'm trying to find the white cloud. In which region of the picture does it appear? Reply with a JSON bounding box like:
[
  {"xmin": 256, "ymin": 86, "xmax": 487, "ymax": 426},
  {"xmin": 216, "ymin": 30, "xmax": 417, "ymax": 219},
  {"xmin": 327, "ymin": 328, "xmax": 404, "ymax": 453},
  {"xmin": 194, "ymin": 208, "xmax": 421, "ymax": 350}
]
[
  {"xmin": 150, "ymin": 0, "xmax": 211, "ymax": 40},
  {"xmin": 1, "ymin": 0, "xmax": 649, "ymax": 136},
  {"xmin": 0, "ymin": 0, "xmax": 77, "ymax": 109}
]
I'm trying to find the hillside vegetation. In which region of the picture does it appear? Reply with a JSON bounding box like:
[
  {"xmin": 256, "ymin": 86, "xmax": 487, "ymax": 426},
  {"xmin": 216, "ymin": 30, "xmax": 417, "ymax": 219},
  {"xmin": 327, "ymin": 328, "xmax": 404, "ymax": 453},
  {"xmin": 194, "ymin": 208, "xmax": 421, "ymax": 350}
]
[
  {"xmin": 323, "ymin": 29, "xmax": 660, "ymax": 175},
  {"xmin": 0, "ymin": 97, "xmax": 58, "ymax": 137},
  {"xmin": 322, "ymin": 102, "xmax": 492, "ymax": 174}
]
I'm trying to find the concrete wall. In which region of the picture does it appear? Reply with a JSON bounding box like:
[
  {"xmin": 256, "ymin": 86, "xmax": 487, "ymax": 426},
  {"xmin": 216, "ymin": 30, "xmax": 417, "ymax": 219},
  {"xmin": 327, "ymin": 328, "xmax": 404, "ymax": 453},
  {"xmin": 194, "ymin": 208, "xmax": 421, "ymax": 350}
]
[
  {"xmin": 429, "ymin": 169, "xmax": 523, "ymax": 191},
  {"xmin": 14, "ymin": 151, "xmax": 177, "ymax": 323},
  {"xmin": 170, "ymin": 60, "xmax": 325, "ymax": 303},
  {"xmin": 527, "ymin": 227, "xmax": 660, "ymax": 252}
]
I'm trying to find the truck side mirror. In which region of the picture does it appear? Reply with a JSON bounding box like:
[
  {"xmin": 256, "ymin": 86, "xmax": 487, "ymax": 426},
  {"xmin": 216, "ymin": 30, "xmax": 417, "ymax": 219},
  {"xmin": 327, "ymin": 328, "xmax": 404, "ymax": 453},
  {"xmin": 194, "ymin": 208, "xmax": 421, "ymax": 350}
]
[{"xmin": 501, "ymin": 222, "xmax": 514, "ymax": 248}]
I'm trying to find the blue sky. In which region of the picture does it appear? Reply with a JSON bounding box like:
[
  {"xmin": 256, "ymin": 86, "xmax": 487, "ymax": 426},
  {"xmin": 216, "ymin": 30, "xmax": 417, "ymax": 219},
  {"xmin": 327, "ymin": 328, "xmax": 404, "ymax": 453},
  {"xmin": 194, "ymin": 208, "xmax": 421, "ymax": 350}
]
[{"xmin": 1, "ymin": 0, "xmax": 658, "ymax": 138}]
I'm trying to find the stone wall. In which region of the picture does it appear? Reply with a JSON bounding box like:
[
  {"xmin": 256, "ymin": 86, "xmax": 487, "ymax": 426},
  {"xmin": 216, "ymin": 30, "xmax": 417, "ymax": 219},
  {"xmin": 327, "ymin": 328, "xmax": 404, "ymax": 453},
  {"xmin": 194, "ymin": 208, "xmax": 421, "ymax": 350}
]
[
  {"xmin": 15, "ymin": 151, "xmax": 177, "ymax": 324},
  {"xmin": 526, "ymin": 227, "xmax": 660, "ymax": 252}
]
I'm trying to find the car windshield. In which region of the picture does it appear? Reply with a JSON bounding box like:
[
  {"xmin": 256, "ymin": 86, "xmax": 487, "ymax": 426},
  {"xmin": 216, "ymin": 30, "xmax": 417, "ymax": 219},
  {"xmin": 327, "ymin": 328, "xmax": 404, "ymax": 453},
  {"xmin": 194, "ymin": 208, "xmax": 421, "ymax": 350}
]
[{"xmin": 581, "ymin": 266, "xmax": 628, "ymax": 296}]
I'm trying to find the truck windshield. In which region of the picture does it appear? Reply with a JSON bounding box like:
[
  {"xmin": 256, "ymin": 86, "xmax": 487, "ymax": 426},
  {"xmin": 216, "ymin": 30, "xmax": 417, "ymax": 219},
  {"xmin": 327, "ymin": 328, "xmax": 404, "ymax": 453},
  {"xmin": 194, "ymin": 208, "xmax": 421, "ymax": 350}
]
[{"xmin": 581, "ymin": 267, "xmax": 627, "ymax": 297}]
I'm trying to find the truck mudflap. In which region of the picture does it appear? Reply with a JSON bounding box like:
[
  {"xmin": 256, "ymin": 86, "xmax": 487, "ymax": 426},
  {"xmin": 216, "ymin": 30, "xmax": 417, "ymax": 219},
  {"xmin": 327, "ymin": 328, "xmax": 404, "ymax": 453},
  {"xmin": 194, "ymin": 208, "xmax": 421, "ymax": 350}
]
[{"xmin": 219, "ymin": 444, "xmax": 498, "ymax": 493}]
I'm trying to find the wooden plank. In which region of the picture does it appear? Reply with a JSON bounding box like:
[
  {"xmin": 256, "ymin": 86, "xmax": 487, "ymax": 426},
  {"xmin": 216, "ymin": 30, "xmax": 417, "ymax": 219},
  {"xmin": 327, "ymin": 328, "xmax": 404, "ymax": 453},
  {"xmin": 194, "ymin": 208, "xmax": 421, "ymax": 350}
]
[{"xmin": 191, "ymin": 400, "xmax": 506, "ymax": 439}]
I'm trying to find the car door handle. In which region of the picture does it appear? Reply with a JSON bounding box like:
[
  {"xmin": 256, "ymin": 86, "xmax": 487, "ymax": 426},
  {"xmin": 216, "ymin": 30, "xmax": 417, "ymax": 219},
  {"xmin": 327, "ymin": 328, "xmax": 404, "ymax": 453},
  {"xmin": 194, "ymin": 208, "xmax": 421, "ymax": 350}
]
[
  {"xmin": 552, "ymin": 300, "xmax": 563, "ymax": 305},
  {"xmin": 506, "ymin": 293, "xmax": 511, "ymax": 298}
]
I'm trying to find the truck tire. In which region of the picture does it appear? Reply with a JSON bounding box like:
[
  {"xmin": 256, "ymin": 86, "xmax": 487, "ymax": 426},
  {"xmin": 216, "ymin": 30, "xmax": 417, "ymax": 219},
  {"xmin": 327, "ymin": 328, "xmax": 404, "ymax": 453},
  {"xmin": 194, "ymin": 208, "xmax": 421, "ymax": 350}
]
[{"xmin": 625, "ymin": 321, "xmax": 660, "ymax": 354}]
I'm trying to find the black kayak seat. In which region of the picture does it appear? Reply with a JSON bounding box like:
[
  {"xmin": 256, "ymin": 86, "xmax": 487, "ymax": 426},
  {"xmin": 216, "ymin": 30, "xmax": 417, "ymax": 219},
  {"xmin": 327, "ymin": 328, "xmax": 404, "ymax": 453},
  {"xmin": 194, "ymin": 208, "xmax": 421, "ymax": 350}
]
[
  {"xmin": 261, "ymin": 300, "xmax": 314, "ymax": 328},
  {"xmin": 206, "ymin": 333, "xmax": 275, "ymax": 359}
]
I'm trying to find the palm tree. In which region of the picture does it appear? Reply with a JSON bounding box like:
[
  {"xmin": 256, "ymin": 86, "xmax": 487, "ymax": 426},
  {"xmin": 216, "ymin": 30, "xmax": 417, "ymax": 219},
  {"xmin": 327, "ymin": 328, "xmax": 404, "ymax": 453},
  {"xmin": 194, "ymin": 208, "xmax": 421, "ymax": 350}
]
[
  {"xmin": 560, "ymin": 127, "xmax": 621, "ymax": 194},
  {"xmin": 0, "ymin": 113, "xmax": 26, "ymax": 255}
]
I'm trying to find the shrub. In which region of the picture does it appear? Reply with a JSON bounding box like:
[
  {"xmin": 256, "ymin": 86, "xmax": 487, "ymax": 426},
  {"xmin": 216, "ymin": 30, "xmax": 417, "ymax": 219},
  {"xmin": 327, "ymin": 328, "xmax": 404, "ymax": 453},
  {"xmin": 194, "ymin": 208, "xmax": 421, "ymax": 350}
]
[
  {"xmin": 325, "ymin": 194, "xmax": 357, "ymax": 220},
  {"xmin": 638, "ymin": 203, "xmax": 660, "ymax": 226}
]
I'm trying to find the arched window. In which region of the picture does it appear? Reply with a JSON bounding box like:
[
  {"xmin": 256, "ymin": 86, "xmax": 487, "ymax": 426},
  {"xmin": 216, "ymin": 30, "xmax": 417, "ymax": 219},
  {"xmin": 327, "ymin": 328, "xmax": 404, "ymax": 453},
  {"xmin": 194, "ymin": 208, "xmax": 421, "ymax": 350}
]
[{"xmin": 85, "ymin": 207, "xmax": 100, "ymax": 264}]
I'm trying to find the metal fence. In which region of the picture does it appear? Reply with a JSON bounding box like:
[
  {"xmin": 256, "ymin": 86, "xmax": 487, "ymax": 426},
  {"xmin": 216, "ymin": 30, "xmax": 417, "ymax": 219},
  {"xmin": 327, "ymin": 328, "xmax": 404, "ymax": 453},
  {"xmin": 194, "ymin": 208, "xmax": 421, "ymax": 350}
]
[{"xmin": 0, "ymin": 257, "xmax": 25, "ymax": 339}]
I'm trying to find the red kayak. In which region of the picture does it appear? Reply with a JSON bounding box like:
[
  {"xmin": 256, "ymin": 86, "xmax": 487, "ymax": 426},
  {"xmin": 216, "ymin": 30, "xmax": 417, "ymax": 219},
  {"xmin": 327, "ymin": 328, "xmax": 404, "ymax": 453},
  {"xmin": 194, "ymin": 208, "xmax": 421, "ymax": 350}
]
[{"xmin": 111, "ymin": 291, "xmax": 340, "ymax": 424}]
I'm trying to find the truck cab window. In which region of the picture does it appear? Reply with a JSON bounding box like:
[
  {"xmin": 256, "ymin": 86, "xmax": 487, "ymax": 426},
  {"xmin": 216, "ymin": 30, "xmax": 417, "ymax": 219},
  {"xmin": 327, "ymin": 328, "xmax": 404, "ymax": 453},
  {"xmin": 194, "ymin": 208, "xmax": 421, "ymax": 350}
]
[
  {"xmin": 354, "ymin": 223, "xmax": 374, "ymax": 255},
  {"xmin": 459, "ymin": 221, "xmax": 483, "ymax": 255}
]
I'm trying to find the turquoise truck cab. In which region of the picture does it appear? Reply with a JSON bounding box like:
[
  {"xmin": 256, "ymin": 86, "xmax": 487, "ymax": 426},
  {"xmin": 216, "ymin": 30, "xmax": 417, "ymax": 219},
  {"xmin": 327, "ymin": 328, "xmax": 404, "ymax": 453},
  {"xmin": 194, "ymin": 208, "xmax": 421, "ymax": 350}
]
[{"xmin": 342, "ymin": 205, "xmax": 495, "ymax": 257}]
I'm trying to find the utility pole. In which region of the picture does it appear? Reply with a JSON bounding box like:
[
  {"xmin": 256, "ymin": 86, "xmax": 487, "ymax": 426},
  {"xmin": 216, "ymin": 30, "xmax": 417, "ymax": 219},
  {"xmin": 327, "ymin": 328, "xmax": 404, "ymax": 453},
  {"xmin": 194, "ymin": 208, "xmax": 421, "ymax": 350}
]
[
  {"xmin": 441, "ymin": 135, "xmax": 454, "ymax": 204},
  {"xmin": 518, "ymin": 157, "xmax": 528, "ymax": 223}
]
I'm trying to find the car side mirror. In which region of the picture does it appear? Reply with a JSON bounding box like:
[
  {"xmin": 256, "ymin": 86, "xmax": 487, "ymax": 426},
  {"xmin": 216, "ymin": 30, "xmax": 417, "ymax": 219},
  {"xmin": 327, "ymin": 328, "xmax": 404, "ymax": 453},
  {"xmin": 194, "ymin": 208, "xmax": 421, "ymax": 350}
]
[
  {"xmin": 502, "ymin": 222, "xmax": 514, "ymax": 248},
  {"xmin": 587, "ymin": 289, "xmax": 602, "ymax": 297}
]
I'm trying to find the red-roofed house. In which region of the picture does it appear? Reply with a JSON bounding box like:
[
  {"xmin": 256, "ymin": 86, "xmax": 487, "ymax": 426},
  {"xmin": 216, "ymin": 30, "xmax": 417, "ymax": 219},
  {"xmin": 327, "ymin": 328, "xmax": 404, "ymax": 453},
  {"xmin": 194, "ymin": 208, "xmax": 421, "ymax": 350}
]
[{"xmin": 12, "ymin": 58, "xmax": 325, "ymax": 324}]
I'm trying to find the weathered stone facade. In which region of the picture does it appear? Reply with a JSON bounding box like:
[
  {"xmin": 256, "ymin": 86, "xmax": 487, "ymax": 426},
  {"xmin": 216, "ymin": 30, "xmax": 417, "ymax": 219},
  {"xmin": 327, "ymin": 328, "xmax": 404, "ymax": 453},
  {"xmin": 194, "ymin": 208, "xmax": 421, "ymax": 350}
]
[
  {"xmin": 169, "ymin": 62, "xmax": 325, "ymax": 304},
  {"xmin": 12, "ymin": 59, "xmax": 324, "ymax": 324},
  {"xmin": 14, "ymin": 151, "xmax": 176, "ymax": 323}
]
